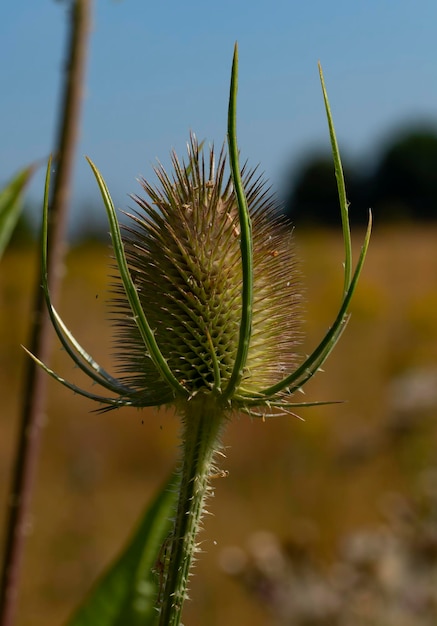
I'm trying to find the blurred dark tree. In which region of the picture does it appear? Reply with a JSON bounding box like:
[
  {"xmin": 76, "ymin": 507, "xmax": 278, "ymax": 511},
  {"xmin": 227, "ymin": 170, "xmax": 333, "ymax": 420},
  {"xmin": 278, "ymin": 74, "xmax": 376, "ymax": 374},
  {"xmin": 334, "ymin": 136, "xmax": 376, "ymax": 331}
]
[
  {"xmin": 282, "ymin": 125, "xmax": 437, "ymax": 226},
  {"xmin": 370, "ymin": 127, "xmax": 437, "ymax": 221},
  {"xmin": 282, "ymin": 154, "xmax": 368, "ymax": 227}
]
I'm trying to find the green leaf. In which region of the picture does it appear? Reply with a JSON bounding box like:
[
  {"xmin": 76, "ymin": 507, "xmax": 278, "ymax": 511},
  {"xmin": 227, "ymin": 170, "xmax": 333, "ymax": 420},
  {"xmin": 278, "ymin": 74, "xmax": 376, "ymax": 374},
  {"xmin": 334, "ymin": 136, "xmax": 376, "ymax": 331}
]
[
  {"xmin": 65, "ymin": 473, "xmax": 178, "ymax": 626},
  {"xmin": 0, "ymin": 165, "xmax": 34, "ymax": 259}
]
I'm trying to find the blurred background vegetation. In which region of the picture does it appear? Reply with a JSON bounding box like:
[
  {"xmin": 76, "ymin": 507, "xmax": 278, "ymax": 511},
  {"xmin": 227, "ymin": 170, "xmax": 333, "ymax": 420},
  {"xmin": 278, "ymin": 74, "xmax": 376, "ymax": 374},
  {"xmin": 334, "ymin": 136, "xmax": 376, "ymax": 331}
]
[
  {"xmin": 284, "ymin": 124, "xmax": 437, "ymax": 226},
  {"xmin": 2, "ymin": 154, "xmax": 437, "ymax": 624}
]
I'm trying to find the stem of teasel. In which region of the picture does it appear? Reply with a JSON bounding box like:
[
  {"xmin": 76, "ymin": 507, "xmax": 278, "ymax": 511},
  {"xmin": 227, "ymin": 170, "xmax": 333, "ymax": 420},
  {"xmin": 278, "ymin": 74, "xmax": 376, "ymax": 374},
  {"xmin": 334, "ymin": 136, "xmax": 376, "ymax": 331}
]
[{"xmin": 157, "ymin": 397, "xmax": 226, "ymax": 626}]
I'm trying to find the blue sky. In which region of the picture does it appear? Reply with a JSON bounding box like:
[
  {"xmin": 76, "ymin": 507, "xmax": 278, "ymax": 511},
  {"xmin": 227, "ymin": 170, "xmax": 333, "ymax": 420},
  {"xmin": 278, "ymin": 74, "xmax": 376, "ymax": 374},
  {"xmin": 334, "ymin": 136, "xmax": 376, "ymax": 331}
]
[{"xmin": 1, "ymin": 1, "xmax": 437, "ymax": 236}]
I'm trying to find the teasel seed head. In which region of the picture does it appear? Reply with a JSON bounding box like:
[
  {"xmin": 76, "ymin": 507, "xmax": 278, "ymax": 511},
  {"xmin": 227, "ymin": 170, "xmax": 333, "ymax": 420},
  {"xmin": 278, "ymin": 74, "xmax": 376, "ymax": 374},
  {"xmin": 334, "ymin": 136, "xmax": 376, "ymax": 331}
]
[
  {"xmin": 112, "ymin": 136, "xmax": 302, "ymax": 413},
  {"xmin": 29, "ymin": 48, "xmax": 371, "ymax": 420}
]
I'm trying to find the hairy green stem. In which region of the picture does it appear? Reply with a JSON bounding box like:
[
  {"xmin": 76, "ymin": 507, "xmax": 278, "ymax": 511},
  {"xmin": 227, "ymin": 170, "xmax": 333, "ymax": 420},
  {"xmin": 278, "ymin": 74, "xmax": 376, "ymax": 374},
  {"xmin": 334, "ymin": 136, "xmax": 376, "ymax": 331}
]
[{"xmin": 158, "ymin": 397, "xmax": 226, "ymax": 626}]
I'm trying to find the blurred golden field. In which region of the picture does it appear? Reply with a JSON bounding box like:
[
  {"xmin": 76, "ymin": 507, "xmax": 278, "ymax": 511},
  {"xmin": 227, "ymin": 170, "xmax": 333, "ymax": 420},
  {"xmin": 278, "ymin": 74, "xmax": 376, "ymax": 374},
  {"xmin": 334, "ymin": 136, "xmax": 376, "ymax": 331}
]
[{"xmin": 1, "ymin": 224, "xmax": 437, "ymax": 625}]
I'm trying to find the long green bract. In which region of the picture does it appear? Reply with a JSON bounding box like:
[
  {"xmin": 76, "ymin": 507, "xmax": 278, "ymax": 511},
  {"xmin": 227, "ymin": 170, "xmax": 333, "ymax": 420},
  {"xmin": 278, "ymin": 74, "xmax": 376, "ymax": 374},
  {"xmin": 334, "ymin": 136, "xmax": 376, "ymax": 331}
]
[
  {"xmin": 319, "ymin": 63, "xmax": 352, "ymax": 295},
  {"xmin": 22, "ymin": 347, "xmax": 133, "ymax": 407},
  {"xmin": 39, "ymin": 158, "xmax": 134, "ymax": 397},
  {"xmin": 24, "ymin": 345, "xmax": 171, "ymax": 409},
  {"xmin": 86, "ymin": 157, "xmax": 189, "ymax": 399},
  {"xmin": 255, "ymin": 66, "xmax": 372, "ymax": 401},
  {"xmin": 52, "ymin": 307, "xmax": 132, "ymax": 391},
  {"xmin": 223, "ymin": 42, "xmax": 254, "ymax": 401},
  {"xmin": 258, "ymin": 214, "xmax": 371, "ymax": 399},
  {"xmin": 35, "ymin": 159, "xmax": 173, "ymax": 408}
]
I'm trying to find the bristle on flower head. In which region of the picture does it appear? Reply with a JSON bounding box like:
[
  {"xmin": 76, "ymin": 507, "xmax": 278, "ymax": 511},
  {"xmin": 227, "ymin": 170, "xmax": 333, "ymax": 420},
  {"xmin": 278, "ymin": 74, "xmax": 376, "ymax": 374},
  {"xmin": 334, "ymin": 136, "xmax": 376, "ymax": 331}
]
[{"xmin": 112, "ymin": 135, "xmax": 303, "ymax": 411}]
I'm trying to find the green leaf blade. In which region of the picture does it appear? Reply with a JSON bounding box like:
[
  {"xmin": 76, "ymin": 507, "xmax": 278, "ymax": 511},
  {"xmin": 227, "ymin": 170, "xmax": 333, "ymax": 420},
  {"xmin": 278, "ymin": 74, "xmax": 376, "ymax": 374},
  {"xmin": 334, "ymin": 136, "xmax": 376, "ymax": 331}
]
[
  {"xmin": 66, "ymin": 473, "xmax": 178, "ymax": 626},
  {"xmin": 0, "ymin": 164, "xmax": 34, "ymax": 259}
]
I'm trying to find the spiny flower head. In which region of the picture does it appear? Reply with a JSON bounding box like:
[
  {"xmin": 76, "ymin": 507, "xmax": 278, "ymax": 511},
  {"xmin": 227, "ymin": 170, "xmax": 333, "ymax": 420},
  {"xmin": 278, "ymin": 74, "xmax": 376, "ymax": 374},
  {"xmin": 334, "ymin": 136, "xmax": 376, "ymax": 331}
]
[
  {"xmin": 112, "ymin": 136, "xmax": 302, "ymax": 412},
  {"xmin": 29, "ymin": 49, "xmax": 371, "ymax": 419}
]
